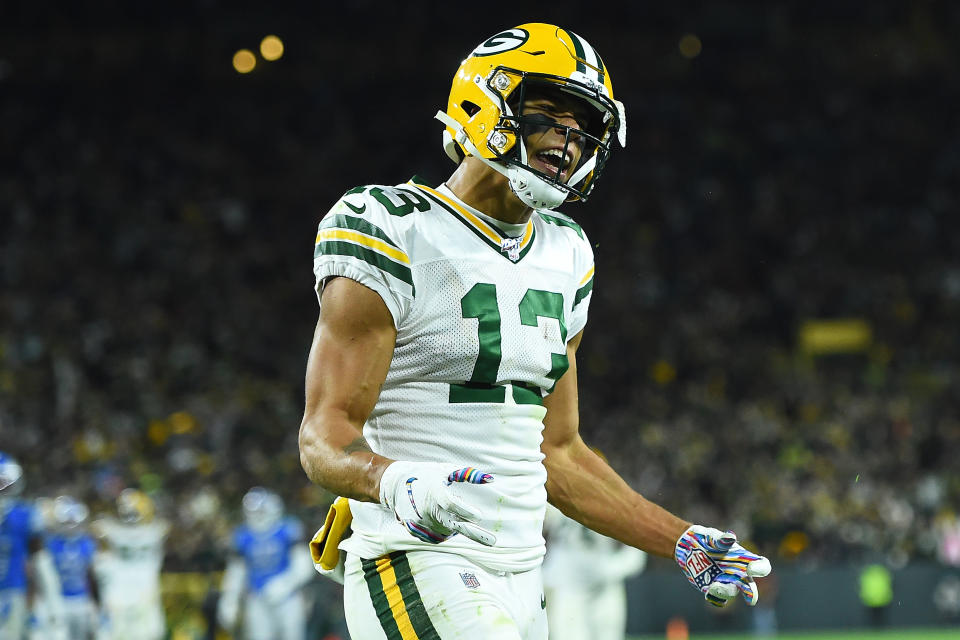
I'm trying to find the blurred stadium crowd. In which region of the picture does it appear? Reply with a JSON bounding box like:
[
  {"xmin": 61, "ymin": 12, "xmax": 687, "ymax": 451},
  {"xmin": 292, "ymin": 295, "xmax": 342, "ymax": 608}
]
[{"xmin": 2, "ymin": 0, "xmax": 959, "ymax": 583}]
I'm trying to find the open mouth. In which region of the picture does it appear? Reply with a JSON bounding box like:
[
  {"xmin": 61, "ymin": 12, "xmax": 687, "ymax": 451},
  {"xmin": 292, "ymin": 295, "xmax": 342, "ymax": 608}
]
[{"xmin": 533, "ymin": 148, "xmax": 572, "ymax": 180}]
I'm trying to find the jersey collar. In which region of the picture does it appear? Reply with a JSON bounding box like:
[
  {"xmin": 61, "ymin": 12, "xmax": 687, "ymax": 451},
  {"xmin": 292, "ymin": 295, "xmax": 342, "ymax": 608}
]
[{"xmin": 408, "ymin": 180, "xmax": 537, "ymax": 263}]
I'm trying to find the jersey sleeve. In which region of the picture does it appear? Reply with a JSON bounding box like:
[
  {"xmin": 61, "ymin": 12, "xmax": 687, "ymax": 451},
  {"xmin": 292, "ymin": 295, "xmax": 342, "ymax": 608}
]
[
  {"xmin": 313, "ymin": 186, "xmax": 415, "ymax": 328},
  {"xmin": 568, "ymin": 228, "xmax": 595, "ymax": 339}
]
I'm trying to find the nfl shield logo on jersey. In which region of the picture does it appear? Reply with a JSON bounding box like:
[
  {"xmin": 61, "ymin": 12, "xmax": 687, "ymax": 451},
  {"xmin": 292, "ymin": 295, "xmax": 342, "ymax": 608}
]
[
  {"xmin": 500, "ymin": 236, "xmax": 522, "ymax": 262},
  {"xmin": 459, "ymin": 572, "xmax": 481, "ymax": 589}
]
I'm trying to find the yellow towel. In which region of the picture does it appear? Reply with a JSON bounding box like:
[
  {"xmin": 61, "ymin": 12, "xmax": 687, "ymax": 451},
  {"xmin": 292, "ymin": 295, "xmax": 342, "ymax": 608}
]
[{"xmin": 309, "ymin": 497, "xmax": 352, "ymax": 571}]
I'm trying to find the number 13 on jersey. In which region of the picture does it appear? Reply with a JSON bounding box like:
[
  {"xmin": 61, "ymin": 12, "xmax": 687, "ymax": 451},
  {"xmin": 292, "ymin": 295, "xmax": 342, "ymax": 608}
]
[{"xmin": 449, "ymin": 282, "xmax": 569, "ymax": 404}]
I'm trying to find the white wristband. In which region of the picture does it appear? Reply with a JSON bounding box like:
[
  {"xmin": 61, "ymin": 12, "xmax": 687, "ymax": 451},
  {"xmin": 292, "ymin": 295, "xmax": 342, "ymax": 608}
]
[{"xmin": 378, "ymin": 460, "xmax": 418, "ymax": 511}]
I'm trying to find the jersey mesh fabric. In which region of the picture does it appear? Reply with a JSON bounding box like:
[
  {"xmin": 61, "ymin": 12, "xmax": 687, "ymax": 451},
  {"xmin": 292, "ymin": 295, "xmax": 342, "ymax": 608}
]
[{"xmin": 312, "ymin": 182, "xmax": 594, "ymax": 573}]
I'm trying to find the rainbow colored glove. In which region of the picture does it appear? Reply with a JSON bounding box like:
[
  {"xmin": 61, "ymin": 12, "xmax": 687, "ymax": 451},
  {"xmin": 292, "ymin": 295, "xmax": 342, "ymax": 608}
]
[
  {"xmin": 379, "ymin": 461, "xmax": 496, "ymax": 546},
  {"xmin": 675, "ymin": 525, "xmax": 772, "ymax": 607}
]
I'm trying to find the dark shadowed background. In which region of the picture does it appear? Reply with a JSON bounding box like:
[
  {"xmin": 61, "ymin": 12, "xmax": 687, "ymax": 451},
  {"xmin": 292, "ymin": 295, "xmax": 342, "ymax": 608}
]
[{"xmin": 2, "ymin": 0, "xmax": 959, "ymax": 634}]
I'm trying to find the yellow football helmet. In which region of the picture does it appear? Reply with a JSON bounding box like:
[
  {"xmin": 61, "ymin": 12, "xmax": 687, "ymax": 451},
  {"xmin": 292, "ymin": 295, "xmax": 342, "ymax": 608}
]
[
  {"xmin": 117, "ymin": 488, "xmax": 155, "ymax": 524},
  {"xmin": 437, "ymin": 23, "xmax": 627, "ymax": 210}
]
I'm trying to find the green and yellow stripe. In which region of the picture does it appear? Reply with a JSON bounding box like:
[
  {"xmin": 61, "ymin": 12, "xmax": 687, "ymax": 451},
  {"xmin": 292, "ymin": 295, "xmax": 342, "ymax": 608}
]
[
  {"xmin": 314, "ymin": 215, "xmax": 413, "ymax": 288},
  {"xmin": 574, "ymin": 265, "xmax": 594, "ymax": 307},
  {"xmin": 411, "ymin": 183, "xmax": 536, "ymax": 263},
  {"xmin": 362, "ymin": 552, "xmax": 441, "ymax": 640}
]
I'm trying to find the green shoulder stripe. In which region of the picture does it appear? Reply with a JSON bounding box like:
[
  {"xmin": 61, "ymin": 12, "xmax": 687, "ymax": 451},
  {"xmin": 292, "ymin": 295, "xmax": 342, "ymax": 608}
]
[
  {"xmin": 314, "ymin": 240, "xmax": 414, "ymax": 289},
  {"xmin": 319, "ymin": 214, "xmax": 400, "ymax": 249},
  {"xmin": 574, "ymin": 276, "xmax": 594, "ymax": 307},
  {"xmin": 538, "ymin": 212, "xmax": 584, "ymax": 239}
]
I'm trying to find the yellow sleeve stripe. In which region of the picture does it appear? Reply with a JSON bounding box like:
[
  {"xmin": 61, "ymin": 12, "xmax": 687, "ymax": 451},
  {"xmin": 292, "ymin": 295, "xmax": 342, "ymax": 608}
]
[
  {"xmin": 579, "ymin": 265, "xmax": 595, "ymax": 286},
  {"xmin": 316, "ymin": 229, "xmax": 411, "ymax": 265}
]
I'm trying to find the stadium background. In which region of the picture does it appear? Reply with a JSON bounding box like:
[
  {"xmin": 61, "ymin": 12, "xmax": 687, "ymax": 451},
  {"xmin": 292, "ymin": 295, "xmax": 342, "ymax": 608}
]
[{"xmin": 2, "ymin": 0, "xmax": 959, "ymax": 637}]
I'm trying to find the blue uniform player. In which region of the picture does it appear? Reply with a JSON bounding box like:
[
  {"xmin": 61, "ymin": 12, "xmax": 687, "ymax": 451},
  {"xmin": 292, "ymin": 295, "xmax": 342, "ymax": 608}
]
[
  {"xmin": 217, "ymin": 487, "xmax": 315, "ymax": 640},
  {"xmin": 0, "ymin": 453, "xmax": 64, "ymax": 639},
  {"xmin": 45, "ymin": 496, "xmax": 99, "ymax": 640}
]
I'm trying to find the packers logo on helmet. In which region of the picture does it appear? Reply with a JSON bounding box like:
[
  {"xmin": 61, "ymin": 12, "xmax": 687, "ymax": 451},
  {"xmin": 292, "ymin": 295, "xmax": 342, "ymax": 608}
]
[
  {"xmin": 472, "ymin": 29, "xmax": 529, "ymax": 56},
  {"xmin": 436, "ymin": 23, "xmax": 627, "ymax": 210}
]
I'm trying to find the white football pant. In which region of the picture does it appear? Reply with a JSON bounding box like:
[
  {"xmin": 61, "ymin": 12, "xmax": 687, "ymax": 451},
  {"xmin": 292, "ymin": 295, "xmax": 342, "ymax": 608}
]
[
  {"xmin": 343, "ymin": 550, "xmax": 547, "ymax": 640},
  {"xmin": 545, "ymin": 580, "xmax": 628, "ymax": 640},
  {"xmin": 241, "ymin": 590, "xmax": 306, "ymax": 640}
]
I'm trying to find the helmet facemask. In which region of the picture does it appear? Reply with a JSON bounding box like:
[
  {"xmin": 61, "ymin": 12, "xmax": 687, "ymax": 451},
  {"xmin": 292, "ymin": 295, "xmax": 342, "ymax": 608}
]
[
  {"xmin": 439, "ymin": 67, "xmax": 621, "ymax": 210},
  {"xmin": 497, "ymin": 76, "xmax": 615, "ymax": 208}
]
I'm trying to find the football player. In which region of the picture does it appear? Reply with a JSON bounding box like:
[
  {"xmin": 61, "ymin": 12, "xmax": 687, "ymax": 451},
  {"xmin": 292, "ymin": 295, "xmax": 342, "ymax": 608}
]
[
  {"xmin": 0, "ymin": 453, "xmax": 66, "ymax": 640},
  {"xmin": 542, "ymin": 503, "xmax": 646, "ymax": 640},
  {"xmin": 43, "ymin": 496, "xmax": 100, "ymax": 640},
  {"xmin": 299, "ymin": 23, "xmax": 771, "ymax": 639},
  {"xmin": 217, "ymin": 487, "xmax": 314, "ymax": 640},
  {"xmin": 92, "ymin": 488, "xmax": 169, "ymax": 640}
]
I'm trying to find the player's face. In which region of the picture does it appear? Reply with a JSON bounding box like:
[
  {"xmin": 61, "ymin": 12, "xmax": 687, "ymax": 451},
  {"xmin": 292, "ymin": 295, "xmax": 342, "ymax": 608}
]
[{"xmin": 520, "ymin": 90, "xmax": 591, "ymax": 185}]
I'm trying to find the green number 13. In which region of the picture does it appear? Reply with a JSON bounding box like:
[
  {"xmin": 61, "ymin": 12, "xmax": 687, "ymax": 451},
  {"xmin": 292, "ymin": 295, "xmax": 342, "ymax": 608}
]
[{"xmin": 449, "ymin": 282, "xmax": 569, "ymax": 404}]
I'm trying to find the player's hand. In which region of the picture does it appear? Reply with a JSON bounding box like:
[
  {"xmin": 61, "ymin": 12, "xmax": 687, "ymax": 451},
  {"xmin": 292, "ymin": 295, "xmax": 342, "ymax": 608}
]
[
  {"xmin": 379, "ymin": 461, "xmax": 497, "ymax": 546},
  {"xmin": 675, "ymin": 524, "xmax": 772, "ymax": 607}
]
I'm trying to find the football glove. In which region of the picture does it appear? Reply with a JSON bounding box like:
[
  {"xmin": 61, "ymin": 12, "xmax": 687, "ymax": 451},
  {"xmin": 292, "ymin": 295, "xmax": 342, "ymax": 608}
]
[
  {"xmin": 675, "ymin": 524, "xmax": 772, "ymax": 607},
  {"xmin": 379, "ymin": 461, "xmax": 496, "ymax": 546}
]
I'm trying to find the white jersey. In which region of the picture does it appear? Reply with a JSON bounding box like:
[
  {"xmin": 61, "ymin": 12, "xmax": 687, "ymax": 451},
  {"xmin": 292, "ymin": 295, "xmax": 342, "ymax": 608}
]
[
  {"xmin": 542, "ymin": 505, "xmax": 645, "ymax": 640},
  {"xmin": 542, "ymin": 504, "xmax": 646, "ymax": 587},
  {"xmin": 313, "ymin": 179, "xmax": 595, "ymax": 573},
  {"xmin": 94, "ymin": 518, "xmax": 167, "ymax": 605}
]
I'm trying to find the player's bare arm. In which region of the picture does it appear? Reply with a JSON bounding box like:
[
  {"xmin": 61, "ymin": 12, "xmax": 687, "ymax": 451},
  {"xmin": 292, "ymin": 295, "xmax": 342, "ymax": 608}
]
[
  {"xmin": 299, "ymin": 275, "xmax": 497, "ymax": 545},
  {"xmin": 541, "ymin": 329, "xmax": 690, "ymax": 558},
  {"xmin": 298, "ymin": 276, "xmax": 396, "ymax": 503}
]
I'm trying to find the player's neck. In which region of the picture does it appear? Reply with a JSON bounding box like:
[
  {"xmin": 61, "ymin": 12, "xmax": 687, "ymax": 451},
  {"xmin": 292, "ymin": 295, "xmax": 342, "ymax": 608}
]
[{"xmin": 445, "ymin": 158, "xmax": 533, "ymax": 225}]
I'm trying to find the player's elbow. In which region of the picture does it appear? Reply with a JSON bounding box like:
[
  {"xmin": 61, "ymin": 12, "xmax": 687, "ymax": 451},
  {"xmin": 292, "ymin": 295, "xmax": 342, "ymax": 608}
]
[
  {"xmin": 541, "ymin": 446, "xmax": 580, "ymax": 511},
  {"xmin": 298, "ymin": 415, "xmax": 326, "ymax": 484}
]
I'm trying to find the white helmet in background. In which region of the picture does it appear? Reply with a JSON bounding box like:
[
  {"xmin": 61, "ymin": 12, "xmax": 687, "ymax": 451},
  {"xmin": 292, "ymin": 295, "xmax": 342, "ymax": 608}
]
[
  {"xmin": 0, "ymin": 452, "xmax": 23, "ymax": 498},
  {"xmin": 53, "ymin": 495, "xmax": 90, "ymax": 532},
  {"xmin": 242, "ymin": 487, "xmax": 283, "ymax": 532}
]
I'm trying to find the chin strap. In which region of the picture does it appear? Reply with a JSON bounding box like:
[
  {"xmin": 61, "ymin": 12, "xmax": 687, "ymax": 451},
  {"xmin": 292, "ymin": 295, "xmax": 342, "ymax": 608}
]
[
  {"xmin": 615, "ymin": 99, "xmax": 627, "ymax": 148},
  {"xmin": 436, "ymin": 110, "xmax": 512, "ymax": 181},
  {"xmin": 566, "ymin": 152, "xmax": 598, "ymax": 192},
  {"xmin": 435, "ymin": 110, "xmax": 568, "ymax": 210}
]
